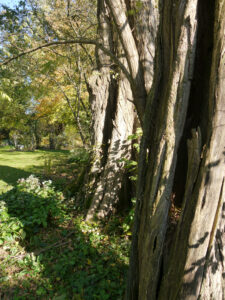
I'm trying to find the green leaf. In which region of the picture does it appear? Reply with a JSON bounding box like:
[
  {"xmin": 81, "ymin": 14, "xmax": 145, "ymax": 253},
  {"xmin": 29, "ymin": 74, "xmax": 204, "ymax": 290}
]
[{"xmin": 36, "ymin": 287, "xmax": 46, "ymax": 296}]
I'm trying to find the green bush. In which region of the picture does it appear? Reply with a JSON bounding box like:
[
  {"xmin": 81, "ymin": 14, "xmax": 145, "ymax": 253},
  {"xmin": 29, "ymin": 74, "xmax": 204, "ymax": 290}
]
[{"xmin": 0, "ymin": 175, "xmax": 66, "ymax": 236}]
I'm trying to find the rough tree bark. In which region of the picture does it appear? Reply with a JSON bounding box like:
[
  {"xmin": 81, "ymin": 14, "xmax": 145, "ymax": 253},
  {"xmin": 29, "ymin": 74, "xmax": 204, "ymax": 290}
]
[
  {"xmin": 85, "ymin": 0, "xmax": 137, "ymax": 220},
  {"xmin": 126, "ymin": 0, "xmax": 225, "ymax": 299}
]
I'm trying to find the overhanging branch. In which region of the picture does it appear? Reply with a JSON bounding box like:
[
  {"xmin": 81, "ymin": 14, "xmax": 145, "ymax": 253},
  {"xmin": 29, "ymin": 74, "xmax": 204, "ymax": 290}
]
[{"xmin": 0, "ymin": 38, "xmax": 133, "ymax": 85}]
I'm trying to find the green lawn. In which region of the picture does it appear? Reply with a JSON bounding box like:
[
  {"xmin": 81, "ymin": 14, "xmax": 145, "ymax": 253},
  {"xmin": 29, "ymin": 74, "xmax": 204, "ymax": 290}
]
[{"xmin": 0, "ymin": 146, "xmax": 69, "ymax": 193}]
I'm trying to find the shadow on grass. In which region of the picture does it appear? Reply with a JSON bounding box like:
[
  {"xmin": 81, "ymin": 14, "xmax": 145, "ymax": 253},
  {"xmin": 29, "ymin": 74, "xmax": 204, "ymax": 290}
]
[
  {"xmin": 0, "ymin": 165, "xmax": 32, "ymax": 188},
  {"xmin": 33, "ymin": 149, "xmax": 70, "ymax": 164},
  {"xmin": 0, "ymin": 148, "xmax": 71, "ymax": 193},
  {"xmin": 0, "ymin": 187, "xmax": 128, "ymax": 299}
]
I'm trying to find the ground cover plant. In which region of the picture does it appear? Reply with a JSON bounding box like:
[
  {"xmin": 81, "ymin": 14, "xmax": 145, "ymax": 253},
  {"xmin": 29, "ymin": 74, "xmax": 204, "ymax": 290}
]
[{"xmin": 0, "ymin": 149, "xmax": 131, "ymax": 299}]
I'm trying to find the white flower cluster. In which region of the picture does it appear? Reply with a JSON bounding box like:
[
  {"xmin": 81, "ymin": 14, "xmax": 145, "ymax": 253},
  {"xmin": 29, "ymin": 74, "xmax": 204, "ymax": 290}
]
[{"xmin": 17, "ymin": 175, "xmax": 53, "ymax": 192}]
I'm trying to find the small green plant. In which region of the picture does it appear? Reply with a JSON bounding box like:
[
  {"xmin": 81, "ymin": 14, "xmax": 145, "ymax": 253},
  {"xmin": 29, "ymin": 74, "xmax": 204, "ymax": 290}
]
[
  {"xmin": 127, "ymin": 127, "xmax": 142, "ymax": 152},
  {"xmin": 122, "ymin": 197, "xmax": 136, "ymax": 234},
  {"xmin": 0, "ymin": 201, "xmax": 25, "ymax": 245},
  {"xmin": 119, "ymin": 128, "xmax": 142, "ymax": 181}
]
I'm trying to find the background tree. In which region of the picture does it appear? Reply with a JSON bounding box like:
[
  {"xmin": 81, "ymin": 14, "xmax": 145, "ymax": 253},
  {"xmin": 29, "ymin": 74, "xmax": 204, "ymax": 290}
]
[{"xmin": 0, "ymin": 0, "xmax": 93, "ymax": 150}]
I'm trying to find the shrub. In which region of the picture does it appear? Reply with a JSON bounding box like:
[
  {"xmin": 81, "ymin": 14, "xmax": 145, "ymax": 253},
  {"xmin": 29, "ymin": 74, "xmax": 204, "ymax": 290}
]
[{"xmin": 0, "ymin": 175, "xmax": 66, "ymax": 236}]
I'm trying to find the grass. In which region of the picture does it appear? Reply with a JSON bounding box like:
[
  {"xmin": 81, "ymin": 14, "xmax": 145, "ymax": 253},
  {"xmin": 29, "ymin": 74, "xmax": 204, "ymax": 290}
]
[
  {"xmin": 0, "ymin": 146, "xmax": 69, "ymax": 193},
  {"xmin": 0, "ymin": 147, "xmax": 131, "ymax": 299}
]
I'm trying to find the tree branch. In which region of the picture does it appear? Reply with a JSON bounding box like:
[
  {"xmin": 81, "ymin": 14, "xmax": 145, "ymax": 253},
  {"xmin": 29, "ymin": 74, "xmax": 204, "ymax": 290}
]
[{"xmin": 0, "ymin": 39, "xmax": 133, "ymax": 84}]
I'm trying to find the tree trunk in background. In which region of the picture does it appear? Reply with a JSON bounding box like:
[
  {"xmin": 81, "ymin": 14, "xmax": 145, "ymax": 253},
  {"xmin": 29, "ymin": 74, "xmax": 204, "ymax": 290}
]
[
  {"xmin": 34, "ymin": 120, "xmax": 41, "ymax": 149},
  {"xmin": 49, "ymin": 134, "xmax": 56, "ymax": 150},
  {"xmin": 126, "ymin": 0, "xmax": 225, "ymax": 299},
  {"xmin": 85, "ymin": 0, "xmax": 137, "ymax": 220}
]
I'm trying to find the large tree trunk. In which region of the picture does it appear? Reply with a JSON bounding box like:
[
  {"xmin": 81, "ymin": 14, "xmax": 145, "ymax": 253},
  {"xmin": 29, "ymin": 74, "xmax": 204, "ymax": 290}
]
[
  {"xmin": 126, "ymin": 0, "xmax": 225, "ymax": 299},
  {"xmin": 85, "ymin": 0, "xmax": 224, "ymax": 296},
  {"xmin": 158, "ymin": 2, "xmax": 225, "ymax": 298}
]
